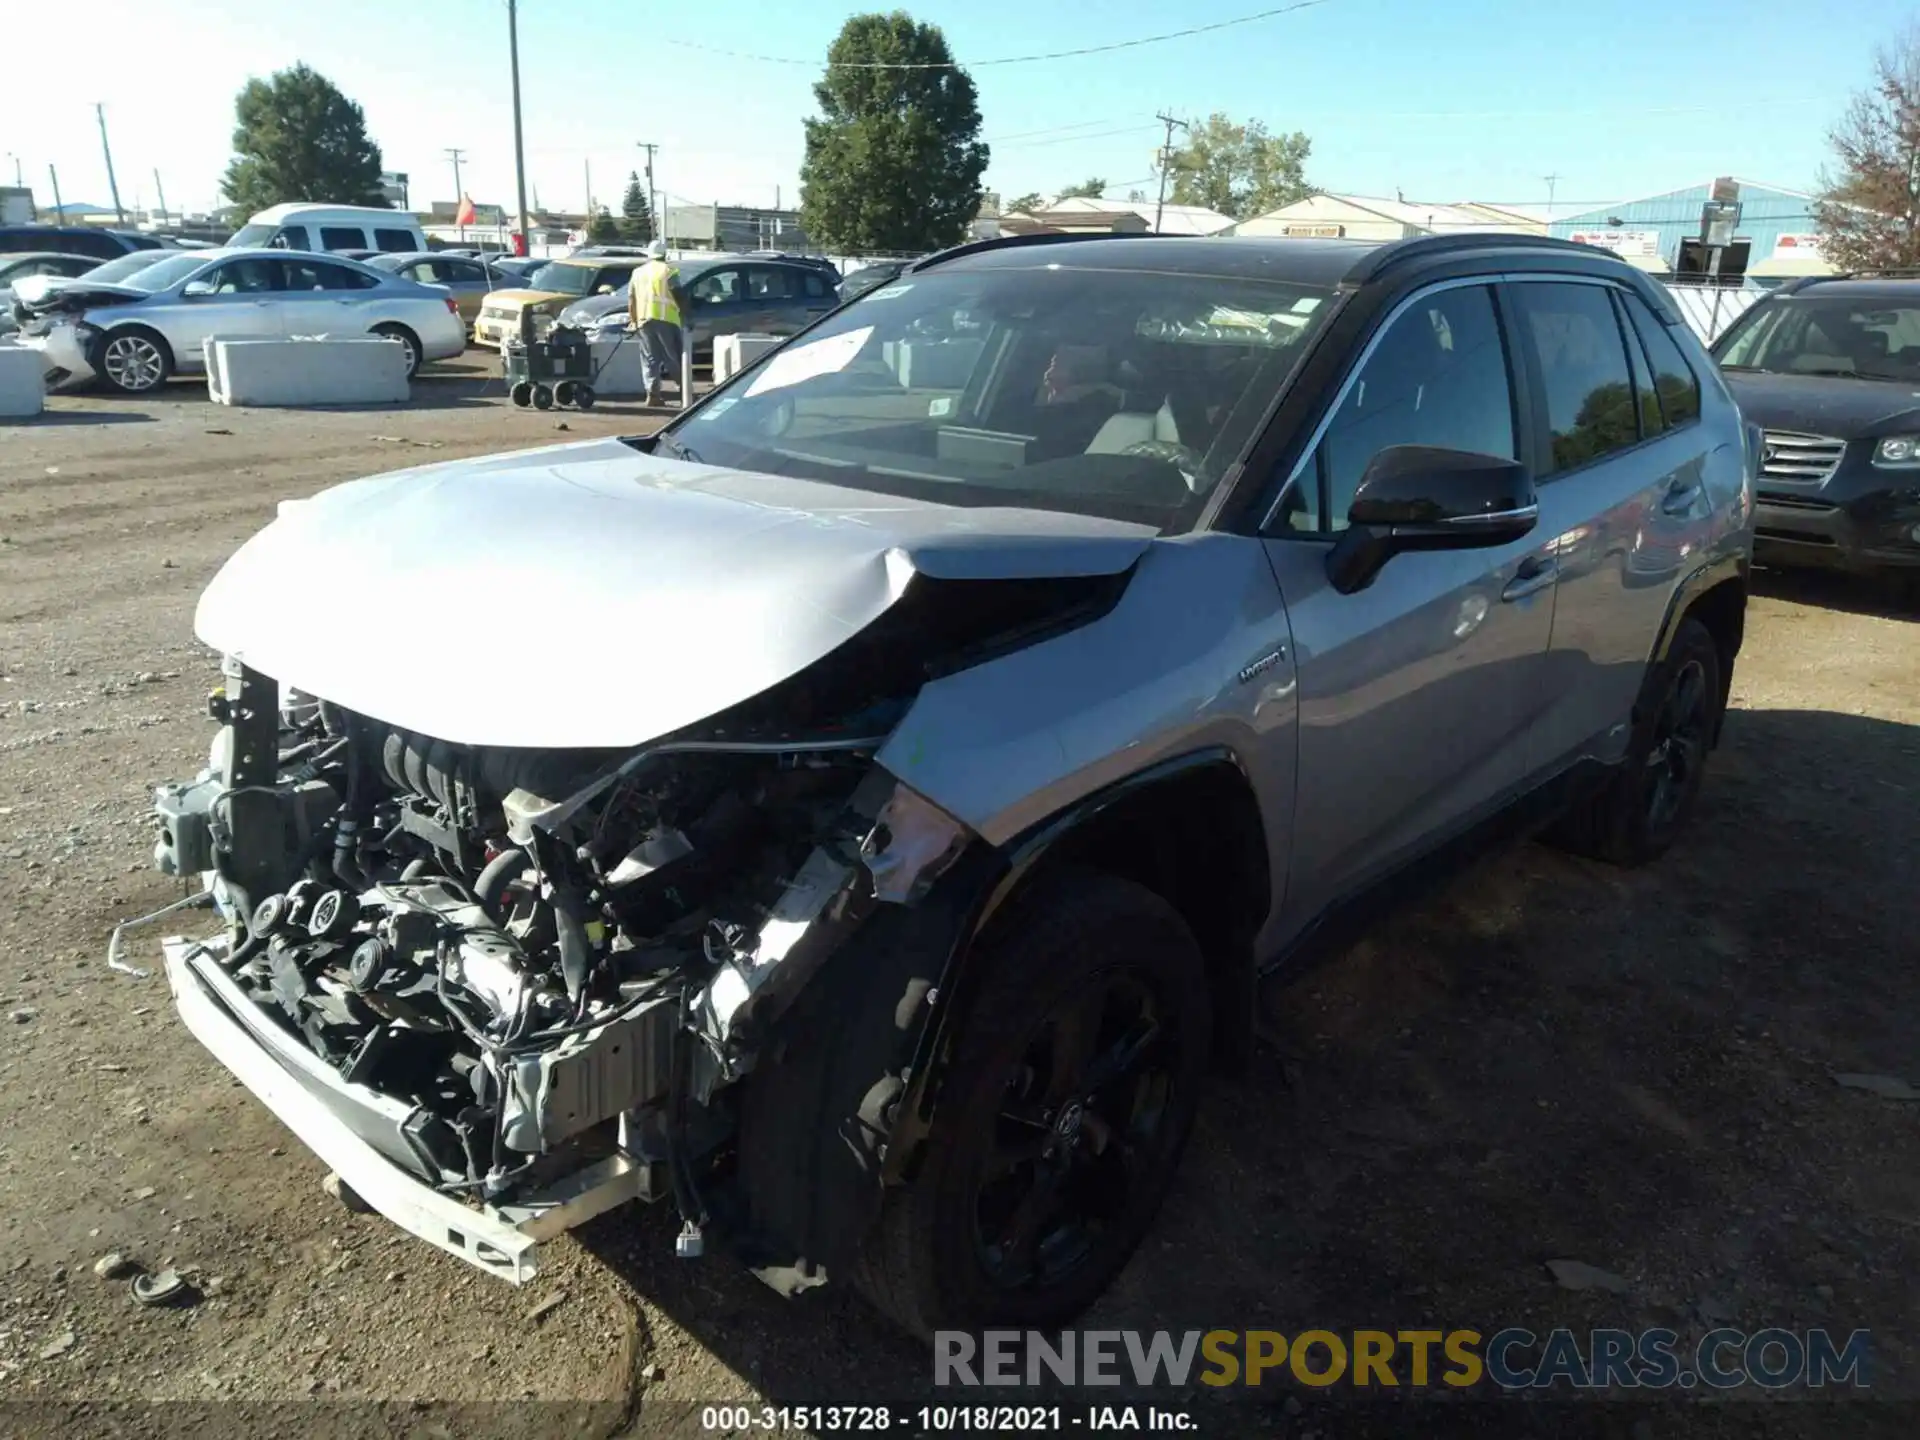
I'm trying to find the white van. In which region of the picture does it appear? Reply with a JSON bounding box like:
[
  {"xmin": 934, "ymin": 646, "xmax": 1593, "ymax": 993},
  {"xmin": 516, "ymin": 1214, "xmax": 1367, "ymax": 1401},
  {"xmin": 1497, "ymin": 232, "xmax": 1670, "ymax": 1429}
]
[{"xmin": 227, "ymin": 204, "xmax": 427, "ymax": 255}]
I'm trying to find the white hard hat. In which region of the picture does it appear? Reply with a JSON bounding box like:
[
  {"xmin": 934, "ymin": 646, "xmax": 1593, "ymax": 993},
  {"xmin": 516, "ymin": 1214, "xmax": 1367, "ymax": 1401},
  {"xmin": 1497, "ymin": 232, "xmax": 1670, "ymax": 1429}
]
[{"xmin": 646, "ymin": 240, "xmax": 667, "ymax": 259}]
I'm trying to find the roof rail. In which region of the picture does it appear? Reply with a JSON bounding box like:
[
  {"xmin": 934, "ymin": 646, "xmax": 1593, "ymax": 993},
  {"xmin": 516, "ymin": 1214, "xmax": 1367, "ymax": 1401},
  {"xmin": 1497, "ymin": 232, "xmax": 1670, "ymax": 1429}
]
[
  {"xmin": 1786, "ymin": 267, "xmax": 1920, "ymax": 289},
  {"xmin": 1344, "ymin": 230, "xmax": 1620, "ymax": 284},
  {"xmin": 906, "ymin": 229, "xmax": 1160, "ymax": 273}
]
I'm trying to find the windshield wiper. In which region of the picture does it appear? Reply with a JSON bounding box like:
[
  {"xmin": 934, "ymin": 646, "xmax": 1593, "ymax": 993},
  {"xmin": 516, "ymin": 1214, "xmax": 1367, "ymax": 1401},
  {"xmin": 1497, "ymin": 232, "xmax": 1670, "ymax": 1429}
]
[{"xmin": 656, "ymin": 432, "xmax": 702, "ymax": 465}]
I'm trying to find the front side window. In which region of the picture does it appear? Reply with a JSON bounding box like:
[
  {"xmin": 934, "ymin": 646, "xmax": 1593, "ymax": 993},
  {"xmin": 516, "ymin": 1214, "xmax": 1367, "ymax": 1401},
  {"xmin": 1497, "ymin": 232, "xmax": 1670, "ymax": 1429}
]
[
  {"xmin": 1516, "ymin": 283, "xmax": 1639, "ymax": 476},
  {"xmin": 663, "ymin": 264, "xmax": 1334, "ymax": 532},
  {"xmin": 688, "ymin": 268, "xmax": 741, "ymax": 305},
  {"xmin": 205, "ymin": 259, "xmax": 283, "ymax": 293},
  {"xmin": 1296, "ymin": 284, "xmax": 1515, "ymax": 532}
]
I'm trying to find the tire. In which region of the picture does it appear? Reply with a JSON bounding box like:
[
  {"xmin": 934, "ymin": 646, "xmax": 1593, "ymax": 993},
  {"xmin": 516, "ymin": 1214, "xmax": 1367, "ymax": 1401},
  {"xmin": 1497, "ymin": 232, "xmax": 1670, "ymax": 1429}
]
[
  {"xmin": 1547, "ymin": 616, "xmax": 1723, "ymax": 867},
  {"xmin": 92, "ymin": 327, "xmax": 172, "ymax": 395},
  {"xmin": 851, "ymin": 869, "xmax": 1210, "ymax": 1339},
  {"xmin": 509, "ymin": 381, "xmax": 533, "ymax": 408},
  {"xmin": 573, "ymin": 384, "xmax": 596, "ymax": 411},
  {"xmin": 370, "ymin": 323, "xmax": 422, "ymax": 378},
  {"xmin": 553, "ymin": 380, "xmax": 577, "ymax": 407},
  {"xmin": 531, "ymin": 384, "xmax": 553, "ymax": 410}
]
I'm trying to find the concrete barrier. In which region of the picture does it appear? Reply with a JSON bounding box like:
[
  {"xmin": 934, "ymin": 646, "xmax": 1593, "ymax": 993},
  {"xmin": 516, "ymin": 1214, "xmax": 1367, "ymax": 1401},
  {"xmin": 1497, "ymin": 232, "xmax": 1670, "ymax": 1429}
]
[
  {"xmin": 0, "ymin": 342, "xmax": 45, "ymax": 419},
  {"xmin": 207, "ymin": 336, "xmax": 410, "ymax": 407},
  {"xmin": 713, "ymin": 333, "xmax": 783, "ymax": 382}
]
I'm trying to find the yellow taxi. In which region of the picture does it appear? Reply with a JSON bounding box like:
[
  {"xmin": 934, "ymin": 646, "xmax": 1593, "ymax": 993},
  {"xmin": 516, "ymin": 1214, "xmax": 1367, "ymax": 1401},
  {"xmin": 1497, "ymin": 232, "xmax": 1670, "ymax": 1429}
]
[{"xmin": 473, "ymin": 256, "xmax": 642, "ymax": 347}]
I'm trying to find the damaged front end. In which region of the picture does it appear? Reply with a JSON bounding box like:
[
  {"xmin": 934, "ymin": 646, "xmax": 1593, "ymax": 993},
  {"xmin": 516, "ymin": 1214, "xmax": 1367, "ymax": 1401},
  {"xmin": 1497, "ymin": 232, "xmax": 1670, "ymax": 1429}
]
[{"xmin": 148, "ymin": 651, "xmax": 976, "ymax": 1281}]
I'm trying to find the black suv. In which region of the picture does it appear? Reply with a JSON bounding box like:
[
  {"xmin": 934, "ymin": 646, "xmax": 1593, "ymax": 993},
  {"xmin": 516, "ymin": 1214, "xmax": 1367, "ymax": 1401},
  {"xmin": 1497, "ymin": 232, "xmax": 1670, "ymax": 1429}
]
[
  {"xmin": 1712, "ymin": 275, "xmax": 1920, "ymax": 600},
  {"xmin": 0, "ymin": 225, "xmax": 169, "ymax": 260}
]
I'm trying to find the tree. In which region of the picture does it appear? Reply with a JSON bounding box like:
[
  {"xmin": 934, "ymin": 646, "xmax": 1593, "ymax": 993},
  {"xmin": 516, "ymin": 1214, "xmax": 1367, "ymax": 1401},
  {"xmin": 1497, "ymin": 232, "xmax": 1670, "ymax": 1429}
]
[
  {"xmin": 620, "ymin": 172, "xmax": 654, "ymax": 244},
  {"xmin": 1003, "ymin": 192, "xmax": 1045, "ymax": 215},
  {"xmin": 1058, "ymin": 176, "xmax": 1107, "ymax": 200},
  {"xmin": 1815, "ymin": 26, "xmax": 1920, "ymax": 270},
  {"xmin": 799, "ymin": 12, "xmax": 988, "ymax": 253},
  {"xmin": 221, "ymin": 64, "xmax": 387, "ymax": 213},
  {"xmin": 587, "ymin": 207, "xmax": 620, "ymax": 244},
  {"xmin": 1166, "ymin": 113, "xmax": 1312, "ymax": 221}
]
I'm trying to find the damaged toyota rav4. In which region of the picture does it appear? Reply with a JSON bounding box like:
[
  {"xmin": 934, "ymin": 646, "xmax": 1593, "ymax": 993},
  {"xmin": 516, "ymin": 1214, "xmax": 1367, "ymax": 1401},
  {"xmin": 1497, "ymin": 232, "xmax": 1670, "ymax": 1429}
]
[{"xmin": 147, "ymin": 232, "xmax": 1755, "ymax": 1339}]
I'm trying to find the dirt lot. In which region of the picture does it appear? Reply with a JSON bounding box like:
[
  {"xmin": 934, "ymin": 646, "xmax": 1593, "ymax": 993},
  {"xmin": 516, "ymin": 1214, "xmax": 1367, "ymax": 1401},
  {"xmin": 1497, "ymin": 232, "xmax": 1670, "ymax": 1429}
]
[{"xmin": 2, "ymin": 360, "xmax": 1917, "ymax": 1438}]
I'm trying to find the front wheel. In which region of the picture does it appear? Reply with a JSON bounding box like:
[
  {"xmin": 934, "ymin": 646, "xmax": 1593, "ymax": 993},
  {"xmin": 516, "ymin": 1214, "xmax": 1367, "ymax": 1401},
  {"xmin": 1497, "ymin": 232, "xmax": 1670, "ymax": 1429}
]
[
  {"xmin": 93, "ymin": 327, "xmax": 172, "ymax": 395},
  {"xmin": 852, "ymin": 870, "xmax": 1210, "ymax": 1338}
]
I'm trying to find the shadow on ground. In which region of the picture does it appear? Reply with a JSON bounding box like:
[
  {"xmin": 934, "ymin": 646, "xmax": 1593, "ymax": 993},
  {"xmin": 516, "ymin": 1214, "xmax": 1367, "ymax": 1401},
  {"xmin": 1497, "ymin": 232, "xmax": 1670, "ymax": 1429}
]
[
  {"xmin": 578, "ymin": 708, "xmax": 1920, "ymax": 1437},
  {"xmin": 1753, "ymin": 564, "xmax": 1919, "ymax": 622}
]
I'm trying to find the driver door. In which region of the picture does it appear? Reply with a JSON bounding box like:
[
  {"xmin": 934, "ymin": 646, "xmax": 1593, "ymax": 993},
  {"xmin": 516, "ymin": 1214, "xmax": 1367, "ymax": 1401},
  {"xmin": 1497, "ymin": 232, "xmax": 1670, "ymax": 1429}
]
[
  {"xmin": 1259, "ymin": 280, "xmax": 1559, "ymax": 923},
  {"xmin": 175, "ymin": 257, "xmax": 288, "ymax": 367}
]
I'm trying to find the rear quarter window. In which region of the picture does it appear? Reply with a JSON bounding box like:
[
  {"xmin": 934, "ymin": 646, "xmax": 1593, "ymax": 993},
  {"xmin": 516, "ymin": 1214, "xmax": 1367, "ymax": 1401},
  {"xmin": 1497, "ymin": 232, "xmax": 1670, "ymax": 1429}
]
[{"xmin": 1620, "ymin": 292, "xmax": 1702, "ymax": 427}]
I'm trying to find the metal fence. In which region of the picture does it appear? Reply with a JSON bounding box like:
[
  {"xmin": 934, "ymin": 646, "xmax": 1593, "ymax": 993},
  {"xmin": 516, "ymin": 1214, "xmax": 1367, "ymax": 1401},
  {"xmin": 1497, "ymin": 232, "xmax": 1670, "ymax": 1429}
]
[{"xmin": 1658, "ymin": 279, "xmax": 1766, "ymax": 345}]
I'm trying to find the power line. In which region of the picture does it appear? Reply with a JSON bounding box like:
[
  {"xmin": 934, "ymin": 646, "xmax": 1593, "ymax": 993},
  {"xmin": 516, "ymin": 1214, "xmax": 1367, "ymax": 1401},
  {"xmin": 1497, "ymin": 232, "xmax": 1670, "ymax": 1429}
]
[{"xmin": 656, "ymin": 0, "xmax": 1335, "ymax": 68}]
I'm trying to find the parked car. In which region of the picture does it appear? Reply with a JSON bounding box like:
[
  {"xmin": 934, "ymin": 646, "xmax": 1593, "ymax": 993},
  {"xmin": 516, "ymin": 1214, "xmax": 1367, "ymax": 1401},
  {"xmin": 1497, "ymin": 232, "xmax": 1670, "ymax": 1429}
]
[
  {"xmin": 13, "ymin": 247, "xmax": 467, "ymax": 392},
  {"xmin": 0, "ymin": 252, "xmax": 103, "ymax": 334},
  {"xmin": 1711, "ymin": 274, "xmax": 1920, "ymax": 602},
  {"xmin": 555, "ymin": 255, "xmax": 838, "ymax": 362},
  {"xmin": 837, "ymin": 260, "xmax": 906, "ymax": 303},
  {"xmin": 226, "ymin": 204, "xmax": 428, "ymax": 256},
  {"xmin": 745, "ymin": 250, "xmax": 843, "ymax": 284},
  {"xmin": 365, "ymin": 251, "xmax": 515, "ymax": 329},
  {"xmin": 487, "ymin": 256, "xmax": 543, "ymax": 281},
  {"xmin": 471, "ymin": 255, "xmax": 645, "ymax": 347},
  {"xmin": 145, "ymin": 232, "xmax": 1752, "ymax": 1340},
  {"xmin": 0, "ymin": 225, "xmax": 171, "ymax": 260}
]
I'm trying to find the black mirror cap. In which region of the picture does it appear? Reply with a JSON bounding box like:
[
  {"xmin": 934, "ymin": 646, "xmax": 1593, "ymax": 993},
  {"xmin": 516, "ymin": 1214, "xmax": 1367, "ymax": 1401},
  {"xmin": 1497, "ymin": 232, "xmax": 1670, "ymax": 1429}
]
[
  {"xmin": 1347, "ymin": 444, "xmax": 1536, "ymax": 527},
  {"xmin": 1327, "ymin": 445, "xmax": 1538, "ymax": 594}
]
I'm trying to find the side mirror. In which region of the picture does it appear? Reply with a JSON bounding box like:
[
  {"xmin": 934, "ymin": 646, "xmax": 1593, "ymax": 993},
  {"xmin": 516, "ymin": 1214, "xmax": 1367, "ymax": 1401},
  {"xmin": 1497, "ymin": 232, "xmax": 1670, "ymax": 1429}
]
[
  {"xmin": 182, "ymin": 281, "xmax": 214, "ymax": 298},
  {"xmin": 1326, "ymin": 445, "xmax": 1537, "ymax": 595}
]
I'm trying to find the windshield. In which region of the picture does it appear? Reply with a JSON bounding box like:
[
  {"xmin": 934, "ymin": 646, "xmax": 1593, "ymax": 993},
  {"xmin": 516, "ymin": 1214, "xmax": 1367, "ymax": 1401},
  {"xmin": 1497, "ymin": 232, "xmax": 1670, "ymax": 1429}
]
[
  {"xmin": 1716, "ymin": 296, "xmax": 1920, "ymax": 382},
  {"xmin": 659, "ymin": 265, "xmax": 1333, "ymax": 531},
  {"xmin": 83, "ymin": 252, "xmax": 175, "ymax": 286},
  {"xmin": 228, "ymin": 224, "xmax": 278, "ymax": 248},
  {"xmin": 524, "ymin": 262, "xmax": 599, "ymax": 296},
  {"xmin": 113, "ymin": 253, "xmax": 214, "ymax": 292}
]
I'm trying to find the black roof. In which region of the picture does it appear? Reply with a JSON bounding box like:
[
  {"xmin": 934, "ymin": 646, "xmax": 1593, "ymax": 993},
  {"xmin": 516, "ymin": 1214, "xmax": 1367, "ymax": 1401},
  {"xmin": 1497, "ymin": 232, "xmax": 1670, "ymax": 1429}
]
[{"xmin": 911, "ymin": 231, "xmax": 1644, "ymax": 291}]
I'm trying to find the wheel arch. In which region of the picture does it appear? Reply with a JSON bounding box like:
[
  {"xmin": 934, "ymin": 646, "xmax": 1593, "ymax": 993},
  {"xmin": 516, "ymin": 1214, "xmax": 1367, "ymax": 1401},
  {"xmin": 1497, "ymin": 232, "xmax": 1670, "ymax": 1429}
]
[
  {"xmin": 1651, "ymin": 556, "xmax": 1747, "ymax": 745},
  {"xmin": 94, "ymin": 322, "xmax": 175, "ymax": 384}
]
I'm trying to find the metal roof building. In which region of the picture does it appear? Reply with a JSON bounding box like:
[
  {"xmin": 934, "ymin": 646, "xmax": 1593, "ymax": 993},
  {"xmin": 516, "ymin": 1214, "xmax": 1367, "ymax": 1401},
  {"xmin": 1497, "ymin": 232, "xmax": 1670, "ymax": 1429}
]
[
  {"xmin": 1229, "ymin": 193, "xmax": 1548, "ymax": 240},
  {"xmin": 1546, "ymin": 179, "xmax": 1831, "ymax": 284}
]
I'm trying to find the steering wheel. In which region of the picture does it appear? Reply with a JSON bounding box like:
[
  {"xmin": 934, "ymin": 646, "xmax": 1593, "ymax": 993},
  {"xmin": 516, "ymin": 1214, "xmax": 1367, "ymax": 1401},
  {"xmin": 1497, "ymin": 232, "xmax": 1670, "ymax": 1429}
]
[{"xmin": 1121, "ymin": 439, "xmax": 1206, "ymax": 489}]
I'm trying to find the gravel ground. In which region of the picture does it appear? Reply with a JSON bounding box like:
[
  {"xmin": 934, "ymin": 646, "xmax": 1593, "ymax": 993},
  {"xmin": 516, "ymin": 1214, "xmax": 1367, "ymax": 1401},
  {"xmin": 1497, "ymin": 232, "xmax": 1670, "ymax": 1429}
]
[{"xmin": 1, "ymin": 363, "xmax": 1917, "ymax": 1439}]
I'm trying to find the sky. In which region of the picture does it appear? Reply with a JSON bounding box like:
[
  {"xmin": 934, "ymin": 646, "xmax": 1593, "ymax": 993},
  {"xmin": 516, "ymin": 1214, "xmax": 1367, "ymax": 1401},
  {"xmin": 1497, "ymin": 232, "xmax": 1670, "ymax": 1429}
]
[{"xmin": 2, "ymin": 0, "xmax": 1913, "ymax": 224}]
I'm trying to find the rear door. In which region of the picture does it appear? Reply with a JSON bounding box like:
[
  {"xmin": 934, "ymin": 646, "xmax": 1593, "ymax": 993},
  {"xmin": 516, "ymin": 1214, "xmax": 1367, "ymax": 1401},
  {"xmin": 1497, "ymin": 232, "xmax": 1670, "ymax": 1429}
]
[
  {"xmin": 1259, "ymin": 279, "xmax": 1558, "ymax": 918},
  {"xmin": 1506, "ymin": 279, "xmax": 1715, "ymax": 773}
]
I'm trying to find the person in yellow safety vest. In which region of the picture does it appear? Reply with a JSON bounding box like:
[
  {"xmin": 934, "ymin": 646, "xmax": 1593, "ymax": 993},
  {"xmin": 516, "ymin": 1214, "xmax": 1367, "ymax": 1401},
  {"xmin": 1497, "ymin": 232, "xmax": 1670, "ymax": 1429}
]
[{"xmin": 627, "ymin": 239, "xmax": 689, "ymax": 408}]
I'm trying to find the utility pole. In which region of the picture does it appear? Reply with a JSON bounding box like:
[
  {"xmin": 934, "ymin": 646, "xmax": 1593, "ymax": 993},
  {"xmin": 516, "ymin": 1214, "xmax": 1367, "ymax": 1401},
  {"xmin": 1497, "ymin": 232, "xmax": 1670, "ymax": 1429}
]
[
  {"xmin": 445, "ymin": 147, "xmax": 467, "ymax": 241},
  {"xmin": 6, "ymin": 153, "xmax": 20, "ymax": 187},
  {"xmin": 637, "ymin": 142, "xmax": 659, "ymax": 243},
  {"xmin": 506, "ymin": 0, "xmax": 530, "ymax": 254},
  {"xmin": 1152, "ymin": 112, "xmax": 1187, "ymax": 234},
  {"xmin": 96, "ymin": 103, "xmax": 125, "ymax": 224},
  {"xmin": 584, "ymin": 157, "xmax": 592, "ymax": 217},
  {"xmin": 152, "ymin": 169, "xmax": 169, "ymax": 229},
  {"xmin": 1543, "ymin": 173, "xmax": 1561, "ymax": 215},
  {"xmin": 48, "ymin": 164, "xmax": 64, "ymax": 222}
]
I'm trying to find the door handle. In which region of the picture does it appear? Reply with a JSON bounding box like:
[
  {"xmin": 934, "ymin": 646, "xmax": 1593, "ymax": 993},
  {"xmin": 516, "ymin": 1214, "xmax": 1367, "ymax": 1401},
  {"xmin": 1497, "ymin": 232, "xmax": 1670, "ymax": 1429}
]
[
  {"xmin": 1661, "ymin": 478, "xmax": 1703, "ymax": 515},
  {"xmin": 1501, "ymin": 556, "xmax": 1558, "ymax": 603}
]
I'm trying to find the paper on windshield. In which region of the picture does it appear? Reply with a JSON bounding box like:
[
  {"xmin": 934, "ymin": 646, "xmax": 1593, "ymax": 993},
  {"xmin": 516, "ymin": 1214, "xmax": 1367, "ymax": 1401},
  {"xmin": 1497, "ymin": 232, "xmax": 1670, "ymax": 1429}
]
[{"xmin": 746, "ymin": 326, "xmax": 874, "ymax": 398}]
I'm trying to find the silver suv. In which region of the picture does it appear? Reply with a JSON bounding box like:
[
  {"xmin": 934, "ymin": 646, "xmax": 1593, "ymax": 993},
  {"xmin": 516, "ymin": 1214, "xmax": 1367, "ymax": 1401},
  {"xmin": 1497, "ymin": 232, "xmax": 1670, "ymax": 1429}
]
[{"xmin": 149, "ymin": 232, "xmax": 1755, "ymax": 1340}]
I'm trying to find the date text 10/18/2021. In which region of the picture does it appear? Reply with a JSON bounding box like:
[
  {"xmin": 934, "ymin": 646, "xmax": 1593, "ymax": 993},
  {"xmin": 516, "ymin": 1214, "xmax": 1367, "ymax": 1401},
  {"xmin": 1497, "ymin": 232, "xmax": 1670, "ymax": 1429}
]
[{"xmin": 700, "ymin": 1406, "xmax": 1191, "ymax": 1432}]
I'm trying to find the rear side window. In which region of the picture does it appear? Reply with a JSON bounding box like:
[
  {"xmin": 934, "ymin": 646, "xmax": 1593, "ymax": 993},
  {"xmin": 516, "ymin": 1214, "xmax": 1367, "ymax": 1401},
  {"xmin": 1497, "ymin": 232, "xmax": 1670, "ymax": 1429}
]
[
  {"xmin": 320, "ymin": 226, "xmax": 367, "ymax": 251},
  {"xmin": 1515, "ymin": 283, "xmax": 1640, "ymax": 476},
  {"xmin": 374, "ymin": 228, "xmax": 416, "ymax": 253},
  {"xmin": 1304, "ymin": 283, "xmax": 1516, "ymax": 532},
  {"xmin": 746, "ymin": 266, "xmax": 795, "ymax": 300},
  {"xmin": 311, "ymin": 262, "xmax": 377, "ymax": 290},
  {"xmin": 1619, "ymin": 292, "xmax": 1701, "ymax": 428}
]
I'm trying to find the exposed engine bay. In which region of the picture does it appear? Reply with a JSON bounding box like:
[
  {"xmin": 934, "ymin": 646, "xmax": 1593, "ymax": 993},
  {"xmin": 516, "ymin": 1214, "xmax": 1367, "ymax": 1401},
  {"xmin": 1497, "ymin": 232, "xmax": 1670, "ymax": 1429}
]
[{"xmin": 152, "ymin": 653, "xmax": 970, "ymax": 1212}]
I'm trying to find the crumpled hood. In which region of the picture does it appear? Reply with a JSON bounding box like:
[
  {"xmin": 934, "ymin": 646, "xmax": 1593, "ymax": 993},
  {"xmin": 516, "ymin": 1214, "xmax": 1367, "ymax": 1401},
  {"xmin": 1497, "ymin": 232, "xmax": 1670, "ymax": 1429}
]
[
  {"xmin": 1723, "ymin": 370, "xmax": 1920, "ymax": 439},
  {"xmin": 196, "ymin": 436, "xmax": 1154, "ymax": 748},
  {"xmin": 10, "ymin": 275, "xmax": 151, "ymax": 311}
]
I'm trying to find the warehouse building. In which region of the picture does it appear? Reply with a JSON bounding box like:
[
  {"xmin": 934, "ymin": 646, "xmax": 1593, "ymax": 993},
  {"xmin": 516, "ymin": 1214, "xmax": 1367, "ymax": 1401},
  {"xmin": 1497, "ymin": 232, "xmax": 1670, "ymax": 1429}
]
[
  {"xmin": 1230, "ymin": 193, "xmax": 1548, "ymax": 240},
  {"xmin": 1547, "ymin": 179, "xmax": 1833, "ymax": 284}
]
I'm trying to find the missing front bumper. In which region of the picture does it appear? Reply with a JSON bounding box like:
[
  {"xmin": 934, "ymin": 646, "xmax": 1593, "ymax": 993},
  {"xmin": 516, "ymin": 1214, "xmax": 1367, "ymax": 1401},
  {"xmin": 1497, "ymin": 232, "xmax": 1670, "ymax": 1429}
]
[{"xmin": 163, "ymin": 936, "xmax": 666, "ymax": 1284}]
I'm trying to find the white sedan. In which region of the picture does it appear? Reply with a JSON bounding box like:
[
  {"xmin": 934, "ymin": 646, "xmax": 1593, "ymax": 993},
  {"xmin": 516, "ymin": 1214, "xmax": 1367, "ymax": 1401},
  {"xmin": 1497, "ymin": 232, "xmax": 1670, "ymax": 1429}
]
[{"xmin": 11, "ymin": 248, "xmax": 468, "ymax": 393}]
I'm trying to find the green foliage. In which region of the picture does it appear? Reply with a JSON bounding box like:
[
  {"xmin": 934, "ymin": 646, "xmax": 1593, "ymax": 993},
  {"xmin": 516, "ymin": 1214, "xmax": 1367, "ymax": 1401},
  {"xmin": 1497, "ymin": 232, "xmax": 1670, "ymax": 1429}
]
[
  {"xmin": 620, "ymin": 172, "xmax": 654, "ymax": 244},
  {"xmin": 799, "ymin": 12, "xmax": 988, "ymax": 253},
  {"xmin": 1816, "ymin": 25, "xmax": 1920, "ymax": 269},
  {"xmin": 1057, "ymin": 176, "xmax": 1107, "ymax": 200},
  {"xmin": 1166, "ymin": 114, "xmax": 1312, "ymax": 220},
  {"xmin": 1003, "ymin": 192, "xmax": 1045, "ymax": 215},
  {"xmin": 221, "ymin": 64, "xmax": 387, "ymax": 213},
  {"xmin": 588, "ymin": 208, "xmax": 620, "ymax": 244}
]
